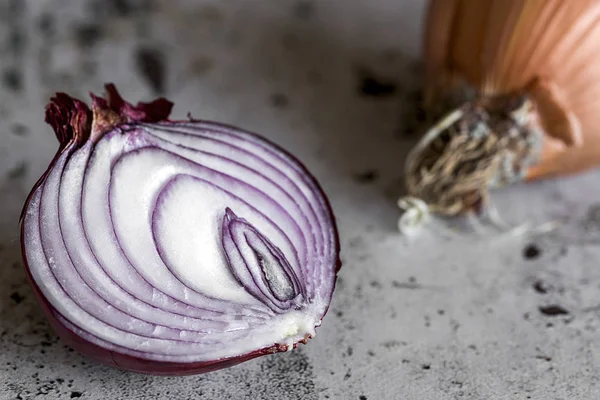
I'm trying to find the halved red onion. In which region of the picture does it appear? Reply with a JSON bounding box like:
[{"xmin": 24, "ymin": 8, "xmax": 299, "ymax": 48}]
[{"xmin": 20, "ymin": 84, "xmax": 341, "ymax": 375}]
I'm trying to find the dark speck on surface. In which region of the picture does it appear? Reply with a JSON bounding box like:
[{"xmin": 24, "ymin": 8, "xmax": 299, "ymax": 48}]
[
  {"xmin": 294, "ymin": 1, "xmax": 315, "ymax": 20},
  {"xmin": 135, "ymin": 47, "xmax": 166, "ymax": 94},
  {"xmin": 108, "ymin": 0, "xmax": 135, "ymax": 16},
  {"xmin": 539, "ymin": 305, "xmax": 569, "ymax": 317},
  {"xmin": 421, "ymin": 364, "xmax": 431, "ymax": 370},
  {"xmin": 10, "ymin": 292, "xmax": 24, "ymax": 304},
  {"xmin": 2, "ymin": 68, "xmax": 22, "ymax": 91},
  {"xmin": 7, "ymin": 161, "xmax": 27, "ymax": 180},
  {"xmin": 533, "ymin": 280, "xmax": 549, "ymax": 294},
  {"xmin": 359, "ymin": 396, "xmax": 367, "ymax": 400},
  {"xmin": 38, "ymin": 13, "xmax": 54, "ymax": 35},
  {"xmin": 10, "ymin": 123, "xmax": 28, "ymax": 136},
  {"xmin": 382, "ymin": 340, "xmax": 407, "ymax": 349},
  {"xmin": 369, "ymin": 281, "xmax": 381, "ymax": 289},
  {"xmin": 70, "ymin": 392, "xmax": 83, "ymax": 398},
  {"xmin": 343, "ymin": 369, "xmax": 352, "ymax": 381},
  {"xmin": 92, "ymin": 0, "xmax": 154, "ymax": 18},
  {"xmin": 392, "ymin": 280, "xmax": 422, "ymax": 290},
  {"xmin": 357, "ymin": 67, "xmax": 397, "ymax": 98},
  {"xmin": 348, "ymin": 237, "xmax": 364, "ymax": 248},
  {"xmin": 74, "ymin": 24, "xmax": 103, "ymax": 48},
  {"xmin": 270, "ymin": 93, "xmax": 289, "ymax": 109},
  {"xmin": 523, "ymin": 244, "xmax": 541, "ymax": 260},
  {"xmin": 353, "ymin": 170, "xmax": 379, "ymax": 184}
]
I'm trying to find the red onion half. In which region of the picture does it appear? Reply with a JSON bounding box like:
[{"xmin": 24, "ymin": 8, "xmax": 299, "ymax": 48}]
[{"xmin": 20, "ymin": 84, "xmax": 341, "ymax": 375}]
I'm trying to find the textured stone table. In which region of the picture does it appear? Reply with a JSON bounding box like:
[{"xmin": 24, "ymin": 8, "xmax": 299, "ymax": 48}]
[{"xmin": 1, "ymin": 1, "xmax": 600, "ymax": 399}]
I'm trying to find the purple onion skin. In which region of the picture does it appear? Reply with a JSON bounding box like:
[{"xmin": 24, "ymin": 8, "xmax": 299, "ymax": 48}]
[{"xmin": 20, "ymin": 84, "xmax": 342, "ymax": 375}]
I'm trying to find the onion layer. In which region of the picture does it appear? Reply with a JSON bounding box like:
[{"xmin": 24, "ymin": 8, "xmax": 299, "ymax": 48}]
[{"xmin": 20, "ymin": 84, "xmax": 341, "ymax": 375}]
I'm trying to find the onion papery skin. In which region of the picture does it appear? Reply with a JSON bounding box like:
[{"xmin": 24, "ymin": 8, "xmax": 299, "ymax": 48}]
[
  {"xmin": 20, "ymin": 84, "xmax": 341, "ymax": 375},
  {"xmin": 424, "ymin": 0, "xmax": 600, "ymax": 180}
]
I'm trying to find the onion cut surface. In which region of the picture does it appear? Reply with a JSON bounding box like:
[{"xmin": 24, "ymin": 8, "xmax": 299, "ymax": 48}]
[{"xmin": 20, "ymin": 84, "xmax": 341, "ymax": 375}]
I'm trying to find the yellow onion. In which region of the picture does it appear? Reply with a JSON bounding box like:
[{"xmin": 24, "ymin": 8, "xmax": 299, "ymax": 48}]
[{"xmin": 399, "ymin": 0, "xmax": 600, "ymax": 236}]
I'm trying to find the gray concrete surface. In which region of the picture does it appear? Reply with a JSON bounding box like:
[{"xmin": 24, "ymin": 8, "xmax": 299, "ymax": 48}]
[{"xmin": 0, "ymin": 0, "xmax": 599, "ymax": 399}]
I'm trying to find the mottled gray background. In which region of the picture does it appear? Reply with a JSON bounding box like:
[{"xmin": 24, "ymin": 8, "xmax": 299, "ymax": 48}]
[{"xmin": 1, "ymin": 0, "xmax": 600, "ymax": 399}]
